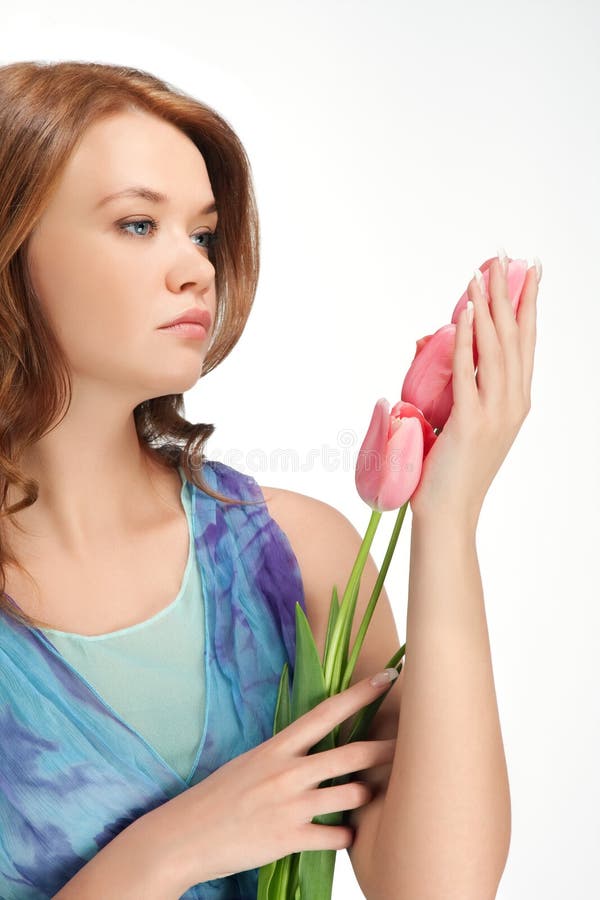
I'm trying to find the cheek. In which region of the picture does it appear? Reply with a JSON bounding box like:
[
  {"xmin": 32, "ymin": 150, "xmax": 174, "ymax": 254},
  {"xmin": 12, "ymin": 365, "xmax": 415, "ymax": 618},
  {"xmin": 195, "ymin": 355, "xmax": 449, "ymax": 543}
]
[{"xmin": 28, "ymin": 231, "xmax": 155, "ymax": 362}]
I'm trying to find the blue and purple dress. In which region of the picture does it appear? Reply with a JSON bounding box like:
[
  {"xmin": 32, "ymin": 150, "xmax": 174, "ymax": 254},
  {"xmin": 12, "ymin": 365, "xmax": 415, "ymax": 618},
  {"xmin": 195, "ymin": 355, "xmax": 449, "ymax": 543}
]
[{"xmin": 0, "ymin": 460, "xmax": 306, "ymax": 899}]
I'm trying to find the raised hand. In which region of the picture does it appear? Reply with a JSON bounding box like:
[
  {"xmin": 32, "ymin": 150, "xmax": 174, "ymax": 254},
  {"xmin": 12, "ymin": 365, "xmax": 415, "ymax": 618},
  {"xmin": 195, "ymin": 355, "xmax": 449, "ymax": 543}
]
[{"xmin": 409, "ymin": 253, "xmax": 540, "ymax": 526}]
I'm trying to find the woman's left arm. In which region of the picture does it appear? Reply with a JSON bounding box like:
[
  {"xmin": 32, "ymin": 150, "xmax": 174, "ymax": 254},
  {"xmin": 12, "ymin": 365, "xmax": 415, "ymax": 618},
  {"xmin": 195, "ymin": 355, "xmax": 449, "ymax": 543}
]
[
  {"xmin": 373, "ymin": 512, "xmax": 510, "ymax": 900},
  {"xmin": 374, "ymin": 254, "xmax": 539, "ymax": 900},
  {"xmin": 264, "ymin": 254, "xmax": 538, "ymax": 899}
]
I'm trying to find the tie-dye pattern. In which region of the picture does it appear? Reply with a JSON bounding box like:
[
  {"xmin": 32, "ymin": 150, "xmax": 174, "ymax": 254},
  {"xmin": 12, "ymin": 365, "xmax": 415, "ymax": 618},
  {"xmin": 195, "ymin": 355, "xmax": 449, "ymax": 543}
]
[{"xmin": 0, "ymin": 460, "xmax": 306, "ymax": 899}]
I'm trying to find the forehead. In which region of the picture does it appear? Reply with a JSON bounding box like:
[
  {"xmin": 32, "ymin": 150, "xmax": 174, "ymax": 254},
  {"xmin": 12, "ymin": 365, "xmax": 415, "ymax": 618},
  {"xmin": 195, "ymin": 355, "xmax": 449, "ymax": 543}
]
[{"xmin": 55, "ymin": 111, "xmax": 214, "ymax": 209}]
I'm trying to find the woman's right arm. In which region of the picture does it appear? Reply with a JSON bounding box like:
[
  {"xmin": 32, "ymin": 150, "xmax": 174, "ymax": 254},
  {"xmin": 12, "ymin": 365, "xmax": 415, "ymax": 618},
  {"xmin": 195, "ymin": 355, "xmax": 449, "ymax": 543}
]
[
  {"xmin": 52, "ymin": 811, "xmax": 192, "ymax": 899},
  {"xmin": 53, "ymin": 668, "xmax": 399, "ymax": 897}
]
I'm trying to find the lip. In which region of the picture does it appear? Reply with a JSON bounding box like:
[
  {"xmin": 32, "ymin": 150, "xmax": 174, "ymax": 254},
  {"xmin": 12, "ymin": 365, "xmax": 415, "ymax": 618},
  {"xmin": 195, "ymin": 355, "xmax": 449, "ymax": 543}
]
[
  {"xmin": 159, "ymin": 307, "xmax": 212, "ymax": 331},
  {"xmin": 159, "ymin": 322, "xmax": 208, "ymax": 340}
]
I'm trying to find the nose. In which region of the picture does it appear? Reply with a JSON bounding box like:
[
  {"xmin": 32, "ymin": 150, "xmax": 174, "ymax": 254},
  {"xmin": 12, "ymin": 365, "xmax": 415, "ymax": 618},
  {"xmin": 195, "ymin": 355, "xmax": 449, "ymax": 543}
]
[{"xmin": 166, "ymin": 242, "xmax": 215, "ymax": 295}]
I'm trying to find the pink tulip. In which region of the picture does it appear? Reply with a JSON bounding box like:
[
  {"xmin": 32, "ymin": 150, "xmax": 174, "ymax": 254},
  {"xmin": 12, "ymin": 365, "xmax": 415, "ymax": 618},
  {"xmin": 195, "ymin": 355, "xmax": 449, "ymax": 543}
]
[
  {"xmin": 355, "ymin": 397, "xmax": 437, "ymax": 511},
  {"xmin": 400, "ymin": 324, "xmax": 456, "ymax": 431},
  {"xmin": 401, "ymin": 257, "xmax": 529, "ymax": 431}
]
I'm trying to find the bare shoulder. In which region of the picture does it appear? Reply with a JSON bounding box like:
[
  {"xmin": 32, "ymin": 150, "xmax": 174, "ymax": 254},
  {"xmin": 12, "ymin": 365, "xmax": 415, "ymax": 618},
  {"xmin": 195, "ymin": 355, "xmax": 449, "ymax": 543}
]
[
  {"xmin": 257, "ymin": 483, "xmax": 359, "ymax": 653},
  {"xmin": 257, "ymin": 483, "xmax": 339, "ymax": 560},
  {"xmin": 257, "ymin": 482, "xmax": 403, "ymax": 722}
]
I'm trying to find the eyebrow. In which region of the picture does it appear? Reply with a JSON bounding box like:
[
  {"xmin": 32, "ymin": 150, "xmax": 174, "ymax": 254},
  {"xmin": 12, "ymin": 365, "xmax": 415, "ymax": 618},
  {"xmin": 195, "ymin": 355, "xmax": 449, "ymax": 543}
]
[{"xmin": 96, "ymin": 185, "xmax": 218, "ymax": 214}]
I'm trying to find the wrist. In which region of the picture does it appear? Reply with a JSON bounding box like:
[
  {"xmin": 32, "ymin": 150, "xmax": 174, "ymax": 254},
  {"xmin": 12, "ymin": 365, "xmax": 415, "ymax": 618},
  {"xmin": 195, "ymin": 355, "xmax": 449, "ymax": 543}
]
[
  {"xmin": 410, "ymin": 495, "xmax": 480, "ymax": 534},
  {"xmin": 410, "ymin": 503, "xmax": 479, "ymax": 541},
  {"xmin": 132, "ymin": 809, "xmax": 194, "ymax": 897},
  {"xmin": 51, "ymin": 811, "xmax": 190, "ymax": 899}
]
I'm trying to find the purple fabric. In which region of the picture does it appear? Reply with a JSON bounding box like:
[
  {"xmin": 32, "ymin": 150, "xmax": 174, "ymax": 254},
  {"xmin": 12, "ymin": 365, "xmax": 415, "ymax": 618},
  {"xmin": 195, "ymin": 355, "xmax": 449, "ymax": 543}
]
[{"xmin": 0, "ymin": 460, "xmax": 306, "ymax": 898}]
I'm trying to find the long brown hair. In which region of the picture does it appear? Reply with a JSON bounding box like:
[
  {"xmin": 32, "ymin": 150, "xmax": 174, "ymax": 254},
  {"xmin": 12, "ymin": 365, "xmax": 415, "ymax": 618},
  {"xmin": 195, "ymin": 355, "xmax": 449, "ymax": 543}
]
[{"xmin": 0, "ymin": 60, "xmax": 265, "ymax": 630}]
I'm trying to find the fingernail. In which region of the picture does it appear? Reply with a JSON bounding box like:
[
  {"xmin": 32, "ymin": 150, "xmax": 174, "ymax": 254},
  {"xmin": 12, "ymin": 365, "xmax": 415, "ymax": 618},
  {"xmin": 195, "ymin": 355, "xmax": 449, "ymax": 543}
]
[
  {"xmin": 370, "ymin": 668, "xmax": 399, "ymax": 686},
  {"xmin": 497, "ymin": 246, "xmax": 508, "ymax": 276},
  {"xmin": 466, "ymin": 299, "xmax": 474, "ymax": 325},
  {"xmin": 473, "ymin": 267, "xmax": 485, "ymax": 295},
  {"xmin": 527, "ymin": 256, "xmax": 542, "ymax": 284}
]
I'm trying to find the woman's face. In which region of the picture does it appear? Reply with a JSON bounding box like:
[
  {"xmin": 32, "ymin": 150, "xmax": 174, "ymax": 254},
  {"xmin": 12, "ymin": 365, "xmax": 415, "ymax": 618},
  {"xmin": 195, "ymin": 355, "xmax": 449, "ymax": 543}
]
[{"xmin": 25, "ymin": 108, "xmax": 219, "ymax": 405}]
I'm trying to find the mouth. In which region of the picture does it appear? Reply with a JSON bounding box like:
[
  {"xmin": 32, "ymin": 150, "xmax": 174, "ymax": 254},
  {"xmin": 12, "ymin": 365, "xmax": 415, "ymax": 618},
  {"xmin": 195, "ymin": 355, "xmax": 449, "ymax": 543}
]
[
  {"xmin": 159, "ymin": 306, "xmax": 212, "ymax": 331},
  {"xmin": 158, "ymin": 321, "xmax": 209, "ymax": 340}
]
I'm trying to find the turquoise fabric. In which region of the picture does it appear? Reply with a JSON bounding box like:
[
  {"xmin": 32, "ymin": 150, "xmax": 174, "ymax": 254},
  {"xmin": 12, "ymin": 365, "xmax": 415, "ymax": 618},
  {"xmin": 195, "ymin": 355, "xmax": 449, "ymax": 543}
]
[
  {"xmin": 37, "ymin": 466, "xmax": 205, "ymax": 783},
  {"xmin": 0, "ymin": 460, "xmax": 306, "ymax": 899}
]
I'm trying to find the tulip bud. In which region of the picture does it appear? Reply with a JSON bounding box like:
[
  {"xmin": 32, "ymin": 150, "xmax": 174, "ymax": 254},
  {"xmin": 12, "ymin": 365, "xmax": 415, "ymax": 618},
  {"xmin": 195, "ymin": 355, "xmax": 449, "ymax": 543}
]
[{"xmin": 355, "ymin": 398, "xmax": 437, "ymax": 511}]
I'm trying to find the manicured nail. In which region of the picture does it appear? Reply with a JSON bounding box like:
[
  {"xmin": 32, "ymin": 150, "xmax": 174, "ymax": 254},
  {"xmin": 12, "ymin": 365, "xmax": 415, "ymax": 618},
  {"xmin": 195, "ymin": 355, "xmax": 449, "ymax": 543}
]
[
  {"xmin": 466, "ymin": 299, "xmax": 474, "ymax": 325},
  {"xmin": 497, "ymin": 246, "xmax": 508, "ymax": 276},
  {"xmin": 527, "ymin": 256, "xmax": 542, "ymax": 284},
  {"xmin": 473, "ymin": 268, "xmax": 485, "ymax": 294},
  {"xmin": 370, "ymin": 668, "xmax": 399, "ymax": 686}
]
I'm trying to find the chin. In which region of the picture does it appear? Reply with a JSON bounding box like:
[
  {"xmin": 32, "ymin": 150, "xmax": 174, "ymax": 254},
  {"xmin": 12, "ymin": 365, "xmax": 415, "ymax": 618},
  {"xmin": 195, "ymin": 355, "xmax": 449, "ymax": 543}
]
[{"xmin": 144, "ymin": 368, "xmax": 205, "ymax": 399}]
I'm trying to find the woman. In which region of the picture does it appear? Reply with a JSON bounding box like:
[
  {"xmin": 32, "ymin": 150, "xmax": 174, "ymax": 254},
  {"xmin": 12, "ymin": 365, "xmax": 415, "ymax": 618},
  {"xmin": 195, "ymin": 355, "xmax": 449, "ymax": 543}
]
[{"xmin": 0, "ymin": 60, "xmax": 539, "ymax": 899}]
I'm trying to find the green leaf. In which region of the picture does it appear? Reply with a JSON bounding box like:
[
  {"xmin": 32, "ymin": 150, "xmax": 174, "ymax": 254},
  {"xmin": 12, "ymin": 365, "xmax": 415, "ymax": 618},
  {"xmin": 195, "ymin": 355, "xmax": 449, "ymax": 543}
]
[
  {"xmin": 273, "ymin": 662, "xmax": 291, "ymax": 736},
  {"xmin": 289, "ymin": 851, "xmax": 300, "ymax": 898},
  {"xmin": 327, "ymin": 576, "xmax": 361, "ymax": 696},
  {"xmin": 322, "ymin": 586, "xmax": 340, "ymax": 667},
  {"xmin": 291, "ymin": 602, "xmax": 328, "ymax": 724},
  {"xmin": 298, "ymin": 848, "xmax": 337, "ymax": 899},
  {"xmin": 270, "ymin": 854, "xmax": 292, "ymax": 896},
  {"xmin": 323, "ymin": 576, "xmax": 361, "ymax": 746},
  {"xmin": 256, "ymin": 858, "xmax": 277, "ymax": 899}
]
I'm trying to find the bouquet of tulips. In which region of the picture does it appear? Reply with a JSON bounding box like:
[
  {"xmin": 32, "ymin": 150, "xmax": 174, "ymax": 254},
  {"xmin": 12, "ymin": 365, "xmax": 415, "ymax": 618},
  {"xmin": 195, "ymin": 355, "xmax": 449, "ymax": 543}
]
[{"xmin": 257, "ymin": 254, "xmax": 531, "ymax": 900}]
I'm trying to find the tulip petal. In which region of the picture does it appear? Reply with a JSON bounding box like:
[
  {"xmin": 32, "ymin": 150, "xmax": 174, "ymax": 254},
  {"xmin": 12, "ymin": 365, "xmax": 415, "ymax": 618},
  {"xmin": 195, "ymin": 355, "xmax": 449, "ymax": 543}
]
[
  {"xmin": 415, "ymin": 333, "xmax": 434, "ymax": 354},
  {"xmin": 377, "ymin": 415, "xmax": 424, "ymax": 510},
  {"xmin": 400, "ymin": 324, "xmax": 456, "ymax": 430},
  {"xmin": 355, "ymin": 397, "xmax": 390, "ymax": 507},
  {"xmin": 389, "ymin": 399, "xmax": 437, "ymax": 457},
  {"xmin": 427, "ymin": 378, "xmax": 454, "ymax": 432}
]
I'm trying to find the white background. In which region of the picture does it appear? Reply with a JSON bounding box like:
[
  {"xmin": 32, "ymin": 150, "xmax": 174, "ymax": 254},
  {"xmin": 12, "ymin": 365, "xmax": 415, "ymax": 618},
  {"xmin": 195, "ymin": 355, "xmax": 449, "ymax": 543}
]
[{"xmin": 3, "ymin": 1, "xmax": 598, "ymax": 897}]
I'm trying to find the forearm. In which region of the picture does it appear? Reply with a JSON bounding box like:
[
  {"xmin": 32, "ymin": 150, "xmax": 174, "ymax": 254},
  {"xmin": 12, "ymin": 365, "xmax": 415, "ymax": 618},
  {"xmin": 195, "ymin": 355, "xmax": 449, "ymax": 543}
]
[
  {"xmin": 374, "ymin": 511, "xmax": 511, "ymax": 900},
  {"xmin": 52, "ymin": 811, "xmax": 188, "ymax": 899}
]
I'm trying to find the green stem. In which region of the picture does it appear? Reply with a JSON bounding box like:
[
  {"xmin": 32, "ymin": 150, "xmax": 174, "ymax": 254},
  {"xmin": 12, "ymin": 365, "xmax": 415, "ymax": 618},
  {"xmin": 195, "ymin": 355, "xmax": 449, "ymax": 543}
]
[
  {"xmin": 340, "ymin": 501, "xmax": 409, "ymax": 691},
  {"xmin": 322, "ymin": 509, "xmax": 382, "ymax": 691}
]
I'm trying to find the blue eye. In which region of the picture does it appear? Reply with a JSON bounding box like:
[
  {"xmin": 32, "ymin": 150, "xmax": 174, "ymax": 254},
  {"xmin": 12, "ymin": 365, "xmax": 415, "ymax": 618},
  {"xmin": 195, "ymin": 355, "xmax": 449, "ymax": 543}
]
[{"xmin": 118, "ymin": 217, "xmax": 219, "ymax": 252}]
